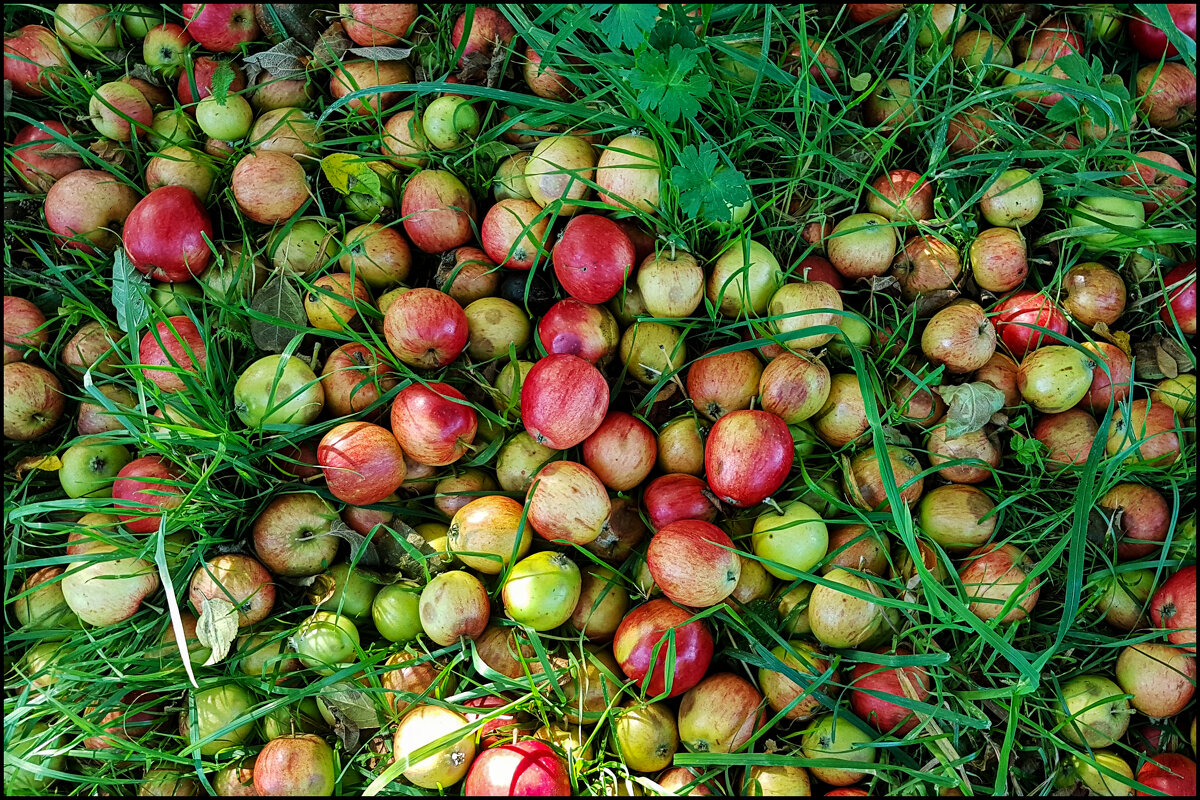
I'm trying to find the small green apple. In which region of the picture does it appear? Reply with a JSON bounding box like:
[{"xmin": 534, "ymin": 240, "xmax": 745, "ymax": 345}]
[
  {"xmin": 196, "ymin": 94, "xmax": 254, "ymax": 141},
  {"xmin": 421, "ymin": 96, "xmax": 481, "ymax": 150},
  {"xmin": 149, "ymin": 108, "xmax": 197, "ymax": 149},
  {"xmin": 233, "ymin": 354, "xmax": 325, "ymax": 427},
  {"xmin": 1069, "ymin": 196, "xmax": 1146, "ymax": 250},
  {"xmin": 59, "ymin": 438, "xmax": 132, "ymax": 498},
  {"xmin": 150, "ymin": 281, "xmax": 204, "ymax": 316}
]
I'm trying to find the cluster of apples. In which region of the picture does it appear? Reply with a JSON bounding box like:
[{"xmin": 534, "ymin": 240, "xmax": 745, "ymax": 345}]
[{"xmin": 4, "ymin": 2, "xmax": 1198, "ymax": 798}]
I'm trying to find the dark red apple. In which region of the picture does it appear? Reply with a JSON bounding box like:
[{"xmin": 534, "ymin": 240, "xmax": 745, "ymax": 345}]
[
  {"xmin": 182, "ymin": 3, "xmax": 259, "ymax": 52},
  {"xmin": 113, "ymin": 456, "xmax": 186, "ymax": 534},
  {"xmin": 537, "ymin": 298, "xmax": 619, "ymax": 365},
  {"xmin": 520, "ymin": 353, "xmax": 610, "ymax": 450},
  {"xmin": 10, "ymin": 121, "xmax": 84, "ymax": 193},
  {"xmin": 613, "ymin": 598, "xmax": 714, "ymax": 698},
  {"xmin": 1161, "ymin": 261, "xmax": 1196, "ymax": 335},
  {"xmin": 705, "ymin": 409, "xmax": 793, "ymax": 507},
  {"xmin": 390, "ymin": 381, "xmax": 477, "ymax": 466},
  {"xmin": 1129, "ymin": 4, "xmax": 1197, "ymax": 59},
  {"xmin": 643, "ymin": 473, "xmax": 719, "ymax": 531},
  {"xmin": 124, "ymin": 187, "xmax": 213, "ymax": 283},
  {"xmin": 582, "ymin": 411, "xmax": 656, "ymax": 492},
  {"xmin": 848, "ymin": 648, "xmax": 931, "ymax": 734},
  {"xmin": 464, "ymin": 739, "xmax": 570, "ymax": 796},
  {"xmin": 1135, "ymin": 753, "xmax": 1197, "ymax": 797},
  {"xmin": 138, "ymin": 316, "xmax": 207, "ymax": 393},
  {"xmin": 1150, "ymin": 566, "xmax": 1196, "ymax": 652},
  {"xmin": 451, "ymin": 7, "xmax": 517, "ymax": 67},
  {"xmin": 553, "ymin": 215, "xmax": 636, "ymax": 304},
  {"xmin": 318, "ymin": 421, "xmax": 408, "ymax": 506},
  {"xmin": 647, "ymin": 520, "xmax": 741, "ymax": 608},
  {"xmin": 795, "ymin": 255, "xmax": 845, "ymax": 290},
  {"xmin": 992, "ymin": 291, "xmax": 1068, "ymax": 357},
  {"xmin": 383, "ymin": 288, "xmax": 469, "ymax": 369}
]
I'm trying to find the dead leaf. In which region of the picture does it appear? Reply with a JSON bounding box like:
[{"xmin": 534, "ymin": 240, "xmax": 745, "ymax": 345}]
[
  {"xmin": 1134, "ymin": 334, "xmax": 1188, "ymax": 380},
  {"xmin": 325, "ymin": 702, "xmax": 361, "ymax": 752},
  {"xmin": 866, "ymin": 274, "xmax": 900, "ymax": 294},
  {"xmin": 88, "ymin": 138, "xmax": 127, "ymax": 168},
  {"xmin": 243, "ymin": 37, "xmax": 312, "ymax": 85},
  {"xmin": 1091, "ymin": 322, "xmax": 1133, "ymax": 356},
  {"xmin": 15, "ymin": 454, "xmax": 63, "ymax": 478},
  {"xmin": 313, "ymin": 22, "xmax": 353, "ymax": 68},
  {"xmin": 880, "ymin": 425, "xmax": 914, "ymax": 447},
  {"xmin": 127, "ymin": 63, "xmax": 163, "ymax": 86},
  {"xmin": 326, "ymin": 519, "xmax": 381, "ymax": 567},
  {"xmin": 37, "ymin": 142, "xmax": 81, "ymax": 160},
  {"xmin": 347, "ymin": 45, "xmax": 413, "ymax": 62},
  {"xmin": 937, "ymin": 383, "xmax": 1006, "ymax": 439},
  {"xmin": 196, "ymin": 597, "xmax": 238, "ymax": 665},
  {"xmin": 909, "ymin": 289, "xmax": 960, "ymax": 317}
]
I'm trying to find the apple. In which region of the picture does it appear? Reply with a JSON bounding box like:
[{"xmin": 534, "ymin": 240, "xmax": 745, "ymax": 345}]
[
  {"xmin": 1018, "ymin": 346, "xmax": 1094, "ymax": 413},
  {"xmin": 3, "ymin": 362, "xmax": 65, "ymax": 442},
  {"xmin": 121, "ymin": 75, "xmax": 171, "ymax": 109},
  {"xmin": 827, "ymin": 213, "xmax": 897, "ymax": 280},
  {"xmin": 525, "ymin": 460, "xmax": 610, "ymax": 545},
  {"xmin": 422, "ymin": 95, "xmax": 481, "ymax": 150},
  {"xmin": 182, "ymin": 3, "xmax": 258, "ymax": 52},
  {"xmin": 1162, "ymin": 261, "xmax": 1196, "ymax": 334},
  {"xmin": 687, "ymin": 349, "xmax": 763, "ymax": 420},
  {"xmin": 980, "ymin": 169, "xmax": 1042, "ymax": 228},
  {"xmin": 705, "ymin": 409, "xmax": 793, "ymax": 507},
  {"xmin": 553, "ymin": 214, "xmax": 637, "ymax": 304},
  {"xmin": 390, "ymin": 381, "xmax": 476, "ymax": 466},
  {"xmin": 946, "ymin": 104, "xmax": 1000, "ymax": 154},
  {"xmin": 177, "ymin": 56, "xmax": 247, "ymax": 106},
  {"xmin": 707, "ymin": 238, "xmax": 785, "ymax": 316},
  {"xmin": 446, "ymin": 494, "xmax": 530, "ymax": 574},
  {"xmin": 849, "ymin": 648, "xmax": 932, "ymax": 734},
  {"xmin": 400, "ymin": 169, "xmax": 476, "ymax": 253},
  {"xmin": 144, "ymin": 145, "xmax": 214, "ymax": 202},
  {"xmin": 992, "ymin": 291, "xmax": 1068, "ymax": 357},
  {"xmin": 142, "ymin": 23, "xmax": 190, "ymax": 78},
  {"xmin": 4, "ymin": 25, "xmax": 73, "ymax": 97},
  {"xmin": 809, "ymin": 566, "xmax": 895, "ymax": 649},
  {"xmin": 304, "ymin": 273, "xmax": 373, "ymax": 331},
  {"xmin": 340, "ymin": 3, "xmax": 418, "ymax": 45},
  {"xmin": 252, "ymin": 493, "xmax": 339, "ymax": 577},
  {"xmin": 329, "ymin": 59, "xmax": 412, "ymax": 117},
  {"xmin": 231, "ymin": 151, "xmax": 309, "ymax": 225},
  {"xmin": 1116, "ymin": 642, "xmax": 1196, "ymax": 718},
  {"xmin": 1136, "ymin": 753, "xmax": 1198, "ymax": 797},
  {"xmin": 783, "ymin": 36, "xmax": 842, "ymax": 84},
  {"xmin": 890, "ymin": 374, "xmax": 946, "ymax": 429},
  {"xmin": 769, "ymin": 280, "xmax": 845, "ymax": 348},
  {"xmin": 1026, "ymin": 19, "xmax": 1082, "ymax": 67},
  {"xmin": 14, "ymin": 566, "xmax": 80, "ymax": 633},
  {"xmin": 269, "ymin": 219, "xmax": 334, "ymax": 278},
  {"xmin": 536, "ymin": 298, "xmax": 618, "ymax": 366},
  {"xmin": 86, "ymin": 80, "xmax": 151, "ymax": 142},
  {"xmin": 844, "ymin": 443, "xmax": 925, "ymax": 508},
  {"xmin": 318, "ymin": 421, "xmax": 407, "ymax": 506},
  {"xmin": 1152, "ymin": 374, "xmax": 1197, "ymax": 423},
  {"xmin": 339, "ymin": 223, "xmax": 412, "ymax": 291},
  {"xmin": 801, "ymin": 714, "xmax": 877, "ymax": 786},
  {"xmin": 677, "ymin": 672, "xmax": 764, "ymax": 754},
  {"xmin": 959, "ymin": 543, "xmax": 1041, "ymax": 623},
  {"xmin": 1129, "ymin": 4, "xmax": 1197, "ymax": 58},
  {"xmin": 644, "ymin": 473, "xmax": 719, "ymax": 532},
  {"xmin": 891, "ymin": 234, "xmax": 961, "ymax": 299},
  {"xmin": 1033, "ymin": 409, "xmax": 1100, "ymax": 470},
  {"xmin": 951, "ymin": 30, "xmax": 1013, "ymax": 81},
  {"xmin": 1106, "ymin": 399, "xmax": 1181, "ymax": 465},
  {"xmin": 124, "ymin": 186, "xmax": 213, "ymax": 283},
  {"xmin": 381, "ymin": 109, "xmax": 431, "ymax": 168},
  {"xmin": 138, "ymin": 316, "xmax": 207, "ymax": 393},
  {"xmin": 866, "ymin": 169, "xmax": 935, "ymax": 226},
  {"xmin": 59, "ymin": 438, "xmax": 131, "ymax": 498},
  {"xmin": 3, "ymin": 297, "xmax": 49, "ymax": 365},
  {"xmin": 758, "ymin": 351, "xmax": 832, "ymax": 424},
  {"xmin": 500, "ymin": 550, "xmax": 581, "ymax": 631},
  {"xmin": 917, "ymin": 484, "xmax": 998, "ymax": 553},
  {"xmin": 1079, "ymin": 341, "xmax": 1132, "ymax": 413},
  {"xmin": 1150, "ymin": 566, "xmax": 1196, "ymax": 652},
  {"xmin": 648, "ymin": 520, "xmax": 741, "ymax": 608},
  {"xmin": 922, "ymin": 301, "xmax": 996, "ymax": 373},
  {"xmin": 1121, "ymin": 151, "xmax": 1189, "ymax": 214},
  {"xmin": 813, "ymin": 372, "xmax": 875, "ymax": 448},
  {"xmin": 60, "ymin": 541, "xmax": 159, "ymax": 627},
  {"xmin": 196, "ymin": 93, "xmax": 254, "ymax": 140},
  {"xmin": 148, "ymin": 108, "xmax": 197, "ymax": 148},
  {"xmin": 319, "ymin": 343, "xmax": 396, "ymax": 419},
  {"xmin": 630, "ymin": 250, "xmax": 699, "ymax": 320},
  {"xmin": 1069, "ymin": 196, "xmax": 1148, "ymax": 252},
  {"xmin": 234, "ymin": 354, "xmax": 325, "ymax": 427},
  {"xmin": 596, "ymin": 134, "xmax": 664, "ymax": 215},
  {"xmin": 393, "ymin": 704, "xmax": 476, "ymax": 790},
  {"xmin": 251, "ymin": 733, "xmax": 334, "ymax": 795},
  {"xmin": 864, "ymin": 78, "xmax": 917, "ymax": 130},
  {"xmin": 451, "ymin": 6, "xmax": 516, "ymax": 66},
  {"xmin": 464, "ymin": 739, "xmax": 570, "ymax": 797},
  {"xmin": 383, "ymin": 287, "xmax": 469, "ymax": 370},
  {"xmin": 1055, "ymin": 674, "xmax": 1130, "ymax": 748},
  {"xmin": 249, "ymin": 106, "xmax": 322, "ymax": 158},
  {"xmin": 190, "ymin": 554, "xmax": 275, "ymax": 627},
  {"xmin": 823, "ymin": 524, "xmax": 889, "ymax": 576},
  {"xmin": 418, "ymin": 570, "xmax": 490, "ymax": 646},
  {"xmin": 481, "ymin": 198, "xmax": 548, "ymax": 269},
  {"xmin": 614, "ymin": 598, "xmax": 714, "ymax": 698},
  {"xmin": 10, "ymin": 121, "xmax": 84, "ymax": 193},
  {"xmin": 520, "ymin": 353, "xmax": 609, "ymax": 450},
  {"xmin": 525, "ymin": 134, "xmax": 596, "ymax": 215},
  {"xmin": 251, "ymin": 67, "xmax": 316, "ymax": 112},
  {"xmin": 582, "ymin": 411, "xmax": 656, "ymax": 492},
  {"xmin": 523, "ymin": 45, "xmax": 578, "ymax": 100}
]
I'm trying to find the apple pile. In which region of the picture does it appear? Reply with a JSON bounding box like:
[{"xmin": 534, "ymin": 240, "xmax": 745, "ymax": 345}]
[{"xmin": 3, "ymin": 3, "xmax": 1197, "ymax": 798}]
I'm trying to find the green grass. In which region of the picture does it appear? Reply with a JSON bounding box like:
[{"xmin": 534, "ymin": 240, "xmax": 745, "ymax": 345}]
[{"xmin": 3, "ymin": 2, "xmax": 1197, "ymax": 797}]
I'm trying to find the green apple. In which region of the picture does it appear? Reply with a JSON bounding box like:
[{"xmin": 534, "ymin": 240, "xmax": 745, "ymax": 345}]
[
  {"xmin": 195, "ymin": 94, "xmax": 255, "ymax": 141},
  {"xmin": 3, "ymin": 723, "xmax": 66, "ymax": 795},
  {"xmin": 752, "ymin": 500, "xmax": 829, "ymax": 578},
  {"xmin": 150, "ymin": 281, "xmax": 203, "ymax": 316},
  {"xmin": 187, "ymin": 684, "xmax": 257, "ymax": 756},
  {"xmin": 371, "ymin": 582, "xmax": 423, "ymax": 643},
  {"xmin": 122, "ymin": 5, "xmax": 163, "ymax": 39},
  {"xmin": 1069, "ymin": 196, "xmax": 1146, "ymax": 251},
  {"xmin": 149, "ymin": 108, "xmax": 197, "ymax": 149},
  {"xmin": 501, "ymin": 551, "xmax": 582, "ymax": 631},
  {"xmin": 233, "ymin": 354, "xmax": 325, "ymax": 427},
  {"xmin": 294, "ymin": 611, "xmax": 361, "ymax": 674},
  {"xmin": 421, "ymin": 96, "xmax": 481, "ymax": 150},
  {"xmin": 59, "ymin": 438, "xmax": 132, "ymax": 498}
]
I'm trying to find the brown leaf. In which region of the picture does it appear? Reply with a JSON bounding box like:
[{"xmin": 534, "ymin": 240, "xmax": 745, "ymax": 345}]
[
  {"xmin": 1157, "ymin": 346, "xmax": 1180, "ymax": 380},
  {"xmin": 15, "ymin": 454, "xmax": 62, "ymax": 478},
  {"xmin": 457, "ymin": 50, "xmax": 492, "ymax": 85},
  {"xmin": 313, "ymin": 22, "xmax": 352, "ymax": 68},
  {"xmin": 866, "ymin": 274, "xmax": 900, "ymax": 294},
  {"xmin": 1086, "ymin": 509, "xmax": 1110, "ymax": 546},
  {"xmin": 1159, "ymin": 336, "xmax": 1191, "ymax": 367},
  {"xmin": 1134, "ymin": 338, "xmax": 1166, "ymax": 381},
  {"xmin": 1091, "ymin": 322, "xmax": 1132, "ymax": 356},
  {"xmin": 88, "ymin": 138, "xmax": 127, "ymax": 168},
  {"xmin": 909, "ymin": 289, "xmax": 960, "ymax": 317}
]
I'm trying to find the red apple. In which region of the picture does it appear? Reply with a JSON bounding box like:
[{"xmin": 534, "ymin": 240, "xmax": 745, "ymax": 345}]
[
  {"xmin": 1121, "ymin": 151, "xmax": 1189, "ymax": 214},
  {"xmin": 848, "ymin": 4, "xmax": 907, "ymax": 25},
  {"xmin": 946, "ymin": 105, "xmax": 1000, "ymax": 155},
  {"xmin": 537, "ymin": 298, "xmax": 619, "ymax": 365},
  {"xmin": 177, "ymin": 56, "xmax": 247, "ymax": 106},
  {"xmin": 582, "ymin": 411, "xmax": 656, "ymax": 492},
  {"xmin": 1136, "ymin": 62, "xmax": 1197, "ymax": 131},
  {"xmin": 4, "ymin": 25, "xmax": 72, "ymax": 97},
  {"xmin": 687, "ymin": 349, "xmax": 763, "ymax": 420},
  {"xmin": 318, "ymin": 421, "xmax": 407, "ymax": 506},
  {"xmin": 784, "ymin": 37, "xmax": 842, "ymax": 85},
  {"xmin": 921, "ymin": 301, "xmax": 997, "ymax": 374},
  {"xmin": 390, "ymin": 381, "xmax": 477, "ymax": 466},
  {"xmin": 1099, "ymin": 483, "xmax": 1171, "ymax": 560},
  {"xmin": 182, "ymin": 3, "xmax": 259, "ymax": 52},
  {"xmin": 383, "ymin": 288, "xmax": 469, "ymax": 369},
  {"xmin": 647, "ymin": 520, "xmax": 741, "ymax": 608},
  {"xmin": 400, "ymin": 170, "xmax": 477, "ymax": 254},
  {"xmin": 3, "ymin": 297, "xmax": 49, "ymax": 365},
  {"xmin": 230, "ymin": 151, "xmax": 308, "ymax": 225},
  {"xmin": 992, "ymin": 291, "xmax": 1068, "ymax": 357},
  {"xmin": 520, "ymin": 353, "xmax": 610, "ymax": 450},
  {"xmin": 705, "ymin": 409, "xmax": 793, "ymax": 508},
  {"xmin": 866, "ymin": 169, "xmax": 933, "ymax": 225},
  {"xmin": 113, "ymin": 456, "xmax": 186, "ymax": 534},
  {"xmin": 341, "ymin": 3, "xmax": 419, "ymax": 46},
  {"xmin": 1135, "ymin": 753, "xmax": 1197, "ymax": 796},
  {"xmin": 795, "ymin": 255, "xmax": 845, "ymax": 290},
  {"xmin": 643, "ymin": 473, "xmax": 719, "ymax": 532},
  {"xmin": 124, "ymin": 187, "xmax": 213, "ymax": 283},
  {"xmin": 525, "ymin": 460, "xmax": 611, "ymax": 546},
  {"xmin": 464, "ymin": 739, "xmax": 570, "ymax": 797},
  {"xmin": 553, "ymin": 215, "xmax": 637, "ymax": 304},
  {"xmin": 1150, "ymin": 566, "xmax": 1196, "ymax": 652},
  {"xmin": 329, "ymin": 59, "xmax": 413, "ymax": 117},
  {"xmin": 320, "ymin": 343, "xmax": 398, "ymax": 419},
  {"xmin": 44, "ymin": 169, "xmax": 140, "ymax": 254},
  {"xmin": 1061, "ymin": 263, "xmax": 1125, "ymax": 328},
  {"xmin": 1078, "ymin": 341, "xmax": 1132, "ymax": 413},
  {"xmin": 138, "ymin": 316, "xmax": 207, "ymax": 393},
  {"xmin": 1033, "ymin": 409, "xmax": 1100, "ymax": 470},
  {"xmin": 1161, "ymin": 261, "xmax": 1196, "ymax": 335},
  {"xmin": 848, "ymin": 648, "xmax": 932, "ymax": 734},
  {"xmin": 10, "ymin": 121, "xmax": 84, "ymax": 193},
  {"xmin": 759, "ymin": 351, "xmax": 832, "ymax": 424},
  {"xmin": 253, "ymin": 734, "xmax": 335, "ymax": 796},
  {"xmin": 451, "ymin": 7, "xmax": 517, "ymax": 67},
  {"xmin": 1106, "ymin": 399, "xmax": 1181, "ymax": 465},
  {"xmin": 463, "ymin": 695, "xmax": 522, "ymax": 750},
  {"xmin": 481, "ymin": 198, "xmax": 548, "ymax": 269},
  {"xmin": 1129, "ymin": 4, "xmax": 1197, "ymax": 59},
  {"xmin": 959, "ymin": 543, "xmax": 1041, "ymax": 623},
  {"xmin": 613, "ymin": 598, "xmax": 714, "ymax": 698}
]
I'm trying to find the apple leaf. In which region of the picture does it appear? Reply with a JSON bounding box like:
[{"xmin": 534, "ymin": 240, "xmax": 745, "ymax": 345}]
[
  {"xmin": 321, "ymin": 153, "xmax": 383, "ymax": 198},
  {"xmin": 937, "ymin": 382, "xmax": 1006, "ymax": 439},
  {"xmin": 15, "ymin": 454, "xmax": 63, "ymax": 478},
  {"xmin": 196, "ymin": 597, "xmax": 238, "ymax": 666},
  {"xmin": 112, "ymin": 250, "xmax": 150, "ymax": 334},
  {"xmin": 347, "ymin": 45, "xmax": 414, "ymax": 62},
  {"xmin": 249, "ymin": 274, "xmax": 306, "ymax": 353},
  {"xmin": 243, "ymin": 38, "xmax": 310, "ymax": 86},
  {"xmin": 325, "ymin": 519, "xmax": 380, "ymax": 567}
]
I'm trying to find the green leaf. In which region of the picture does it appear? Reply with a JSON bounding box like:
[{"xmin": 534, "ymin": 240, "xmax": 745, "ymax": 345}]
[
  {"xmin": 1045, "ymin": 99, "xmax": 1080, "ymax": 124},
  {"xmin": 627, "ymin": 44, "xmax": 711, "ymax": 124},
  {"xmin": 937, "ymin": 382, "xmax": 1006, "ymax": 439},
  {"xmin": 112, "ymin": 249, "xmax": 150, "ymax": 333},
  {"xmin": 670, "ymin": 142, "xmax": 751, "ymax": 223},
  {"xmin": 196, "ymin": 597, "xmax": 238, "ymax": 666},
  {"xmin": 647, "ymin": 17, "xmax": 701, "ymax": 51},
  {"xmin": 594, "ymin": 4, "xmax": 659, "ymax": 51},
  {"xmin": 321, "ymin": 153, "xmax": 383, "ymax": 197},
  {"xmin": 210, "ymin": 61, "xmax": 235, "ymax": 106},
  {"xmin": 249, "ymin": 274, "xmax": 306, "ymax": 353}
]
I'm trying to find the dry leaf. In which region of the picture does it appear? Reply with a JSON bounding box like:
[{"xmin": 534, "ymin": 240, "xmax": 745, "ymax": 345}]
[
  {"xmin": 243, "ymin": 37, "xmax": 312, "ymax": 85},
  {"xmin": 1134, "ymin": 334, "xmax": 1188, "ymax": 380},
  {"xmin": 938, "ymin": 382, "xmax": 1006, "ymax": 439},
  {"xmin": 15, "ymin": 454, "xmax": 62, "ymax": 478},
  {"xmin": 196, "ymin": 597, "xmax": 239, "ymax": 665},
  {"xmin": 866, "ymin": 274, "xmax": 900, "ymax": 294},
  {"xmin": 909, "ymin": 289, "xmax": 960, "ymax": 317},
  {"xmin": 89, "ymin": 138, "xmax": 127, "ymax": 168},
  {"xmin": 313, "ymin": 22, "xmax": 353, "ymax": 67},
  {"xmin": 347, "ymin": 45, "xmax": 413, "ymax": 62}
]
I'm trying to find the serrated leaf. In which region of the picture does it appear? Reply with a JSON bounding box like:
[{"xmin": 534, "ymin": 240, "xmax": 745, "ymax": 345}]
[
  {"xmin": 15, "ymin": 454, "xmax": 63, "ymax": 478},
  {"xmin": 249, "ymin": 274, "xmax": 306, "ymax": 353},
  {"xmin": 593, "ymin": 4, "xmax": 658, "ymax": 51},
  {"xmin": 1045, "ymin": 99, "xmax": 1080, "ymax": 124},
  {"xmin": 321, "ymin": 153, "xmax": 383, "ymax": 198},
  {"xmin": 626, "ymin": 44, "xmax": 711, "ymax": 124},
  {"xmin": 196, "ymin": 597, "xmax": 238, "ymax": 666},
  {"xmin": 347, "ymin": 45, "xmax": 414, "ymax": 61},
  {"xmin": 112, "ymin": 250, "xmax": 150, "ymax": 333},
  {"xmin": 243, "ymin": 38, "xmax": 311, "ymax": 85},
  {"xmin": 937, "ymin": 382, "xmax": 1006, "ymax": 439},
  {"xmin": 670, "ymin": 142, "xmax": 750, "ymax": 223},
  {"xmin": 210, "ymin": 61, "xmax": 235, "ymax": 105}
]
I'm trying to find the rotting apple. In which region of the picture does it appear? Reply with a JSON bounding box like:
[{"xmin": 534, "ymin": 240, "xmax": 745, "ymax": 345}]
[{"xmin": 418, "ymin": 570, "xmax": 490, "ymax": 646}]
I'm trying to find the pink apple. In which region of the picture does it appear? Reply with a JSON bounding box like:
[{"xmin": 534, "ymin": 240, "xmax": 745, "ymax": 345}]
[
  {"xmin": 124, "ymin": 187, "xmax": 213, "ymax": 282},
  {"xmin": 10, "ymin": 121, "xmax": 84, "ymax": 193},
  {"xmin": 182, "ymin": 3, "xmax": 259, "ymax": 52},
  {"xmin": 4, "ymin": 25, "xmax": 73, "ymax": 97},
  {"xmin": 390, "ymin": 381, "xmax": 477, "ymax": 466},
  {"xmin": 44, "ymin": 169, "xmax": 140, "ymax": 254},
  {"xmin": 383, "ymin": 288, "xmax": 469, "ymax": 369}
]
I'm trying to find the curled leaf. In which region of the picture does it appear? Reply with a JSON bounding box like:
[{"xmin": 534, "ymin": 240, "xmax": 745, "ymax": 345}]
[
  {"xmin": 15, "ymin": 455, "xmax": 63, "ymax": 478},
  {"xmin": 325, "ymin": 519, "xmax": 380, "ymax": 567},
  {"xmin": 937, "ymin": 382, "xmax": 1006, "ymax": 439},
  {"xmin": 243, "ymin": 37, "xmax": 311, "ymax": 85},
  {"xmin": 1092, "ymin": 322, "xmax": 1132, "ymax": 356},
  {"xmin": 347, "ymin": 45, "xmax": 414, "ymax": 62},
  {"xmin": 249, "ymin": 274, "xmax": 306, "ymax": 353},
  {"xmin": 196, "ymin": 597, "xmax": 239, "ymax": 666}
]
